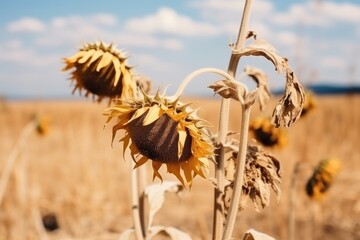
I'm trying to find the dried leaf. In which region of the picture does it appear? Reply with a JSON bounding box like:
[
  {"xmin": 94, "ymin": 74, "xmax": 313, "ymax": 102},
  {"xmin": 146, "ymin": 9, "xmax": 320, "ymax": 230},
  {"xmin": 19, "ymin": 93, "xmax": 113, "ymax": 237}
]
[
  {"xmin": 233, "ymin": 39, "xmax": 288, "ymax": 74},
  {"xmin": 145, "ymin": 181, "xmax": 184, "ymax": 228},
  {"xmin": 223, "ymin": 143, "xmax": 282, "ymax": 214},
  {"xmin": 233, "ymin": 38, "xmax": 305, "ymax": 126},
  {"xmin": 208, "ymin": 79, "xmax": 247, "ymax": 103},
  {"xmin": 243, "ymin": 229, "xmax": 276, "ymax": 240},
  {"xmin": 272, "ymin": 71, "xmax": 305, "ymax": 127},
  {"xmin": 244, "ymin": 66, "xmax": 271, "ymax": 110},
  {"xmin": 148, "ymin": 226, "xmax": 192, "ymax": 240}
]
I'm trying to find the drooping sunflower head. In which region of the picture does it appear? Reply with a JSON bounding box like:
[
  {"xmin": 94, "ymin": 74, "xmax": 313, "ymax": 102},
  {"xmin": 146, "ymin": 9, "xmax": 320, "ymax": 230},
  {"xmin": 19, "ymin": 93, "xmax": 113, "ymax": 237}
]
[
  {"xmin": 249, "ymin": 117, "xmax": 288, "ymax": 148},
  {"xmin": 305, "ymin": 158, "xmax": 341, "ymax": 201},
  {"xmin": 62, "ymin": 41, "xmax": 137, "ymax": 102},
  {"xmin": 104, "ymin": 91, "xmax": 215, "ymax": 187}
]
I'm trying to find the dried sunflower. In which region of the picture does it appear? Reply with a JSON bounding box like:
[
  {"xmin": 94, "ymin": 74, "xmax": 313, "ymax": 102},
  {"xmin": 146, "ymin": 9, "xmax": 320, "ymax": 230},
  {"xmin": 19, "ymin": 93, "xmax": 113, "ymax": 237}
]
[
  {"xmin": 306, "ymin": 158, "xmax": 341, "ymax": 200},
  {"xmin": 62, "ymin": 42, "xmax": 137, "ymax": 102},
  {"xmin": 104, "ymin": 91, "xmax": 214, "ymax": 187},
  {"xmin": 249, "ymin": 117, "xmax": 287, "ymax": 148}
]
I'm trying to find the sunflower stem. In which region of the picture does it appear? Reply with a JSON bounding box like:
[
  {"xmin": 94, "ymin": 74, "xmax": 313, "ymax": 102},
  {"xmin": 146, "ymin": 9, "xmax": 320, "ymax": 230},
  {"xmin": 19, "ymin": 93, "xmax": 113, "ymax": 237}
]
[
  {"xmin": 175, "ymin": 68, "xmax": 235, "ymax": 98},
  {"xmin": 0, "ymin": 121, "xmax": 35, "ymax": 207},
  {"xmin": 212, "ymin": 0, "xmax": 252, "ymax": 239},
  {"xmin": 130, "ymin": 161, "xmax": 145, "ymax": 240},
  {"xmin": 222, "ymin": 105, "xmax": 251, "ymax": 240},
  {"xmin": 137, "ymin": 165, "xmax": 148, "ymax": 236}
]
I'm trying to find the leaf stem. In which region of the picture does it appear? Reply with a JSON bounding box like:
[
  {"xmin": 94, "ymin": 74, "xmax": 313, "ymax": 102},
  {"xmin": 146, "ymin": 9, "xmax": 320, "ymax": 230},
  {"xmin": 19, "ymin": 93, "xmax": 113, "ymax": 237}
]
[{"xmin": 175, "ymin": 68, "xmax": 235, "ymax": 98}]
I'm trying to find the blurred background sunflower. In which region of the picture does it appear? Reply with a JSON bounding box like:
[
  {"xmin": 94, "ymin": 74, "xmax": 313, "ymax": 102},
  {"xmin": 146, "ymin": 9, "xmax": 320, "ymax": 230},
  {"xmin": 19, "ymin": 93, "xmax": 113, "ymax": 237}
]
[
  {"xmin": 249, "ymin": 117, "xmax": 288, "ymax": 148},
  {"xmin": 305, "ymin": 158, "xmax": 341, "ymax": 201}
]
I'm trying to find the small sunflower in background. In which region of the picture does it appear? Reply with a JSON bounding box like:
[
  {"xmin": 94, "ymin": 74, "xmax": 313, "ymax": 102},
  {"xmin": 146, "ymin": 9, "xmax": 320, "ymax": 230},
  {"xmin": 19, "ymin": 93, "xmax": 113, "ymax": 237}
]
[
  {"xmin": 32, "ymin": 114, "xmax": 51, "ymax": 136},
  {"xmin": 301, "ymin": 90, "xmax": 317, "ymax": 117},
  {"xmin": 249, "ymin": 117, "xmax": 288, "ymax": 148},
  {"xmin": 306, "ymin": 158, "xmax": 341, "ymax": 200},
  {"xmin": 62, "ymin": 41, "xmax": 137, "ymax": 102},
  {"xmin": 104, "ymin": 91, "xmax": 215, "ymax": 187}
]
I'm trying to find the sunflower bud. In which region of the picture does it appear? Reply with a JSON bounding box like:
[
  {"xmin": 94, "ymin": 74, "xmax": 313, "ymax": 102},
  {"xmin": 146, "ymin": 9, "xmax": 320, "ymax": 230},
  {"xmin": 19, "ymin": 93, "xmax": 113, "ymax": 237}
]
[{"xmin": 63, "ymin": 42, "xmax": 137, "ymax": 102}]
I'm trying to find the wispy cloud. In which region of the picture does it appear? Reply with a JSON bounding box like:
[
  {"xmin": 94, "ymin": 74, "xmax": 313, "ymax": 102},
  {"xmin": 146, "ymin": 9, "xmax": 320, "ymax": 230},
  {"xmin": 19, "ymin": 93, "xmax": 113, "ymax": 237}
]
[
  {"xmin": 7, "ymin": 17, "xmax": 47, "ymax": 32},
  {"xmin": 272, "ymin": 1, "xmax": 360, "ymax": 27},
  {"xmin": 125, "ymin": 7, "xmax": 220, "ymax": 36}
]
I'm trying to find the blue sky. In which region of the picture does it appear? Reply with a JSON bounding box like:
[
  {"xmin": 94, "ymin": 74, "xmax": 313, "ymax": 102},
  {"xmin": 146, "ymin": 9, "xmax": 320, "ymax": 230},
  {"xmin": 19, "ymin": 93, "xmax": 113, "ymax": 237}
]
[{"xmin": 0, "ymin": 0, "xmax": 359, "ymax": 98}]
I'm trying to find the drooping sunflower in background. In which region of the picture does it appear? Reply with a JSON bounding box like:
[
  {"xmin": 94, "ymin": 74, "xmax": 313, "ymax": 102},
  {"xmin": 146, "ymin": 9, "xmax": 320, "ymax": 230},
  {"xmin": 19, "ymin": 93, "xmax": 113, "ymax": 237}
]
[
  {"xmin": 306, "ymin": 158, "xmax": 341, "ymax": 200},
  {"xmin": 62, "ymin": 42, "xmax": 137, "ymax": 102},
  {"xmin": 104, "ymin": 91, "xmax": 214, "ymax": 187},
  {"xmin": 301, "ymin": 90, "xmax": 317, "ymax": 117},
  {"xmin": 249, "ymin": 117, "xmax": 288, "ymax": 148}
]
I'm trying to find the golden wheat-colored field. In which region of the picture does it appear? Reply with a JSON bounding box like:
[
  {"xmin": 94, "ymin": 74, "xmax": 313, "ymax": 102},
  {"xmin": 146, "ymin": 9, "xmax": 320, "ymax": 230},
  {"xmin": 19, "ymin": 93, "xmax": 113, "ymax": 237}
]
[{"xmin": 0, "ymin": 95, "xmax": 359, "ymax": 240}]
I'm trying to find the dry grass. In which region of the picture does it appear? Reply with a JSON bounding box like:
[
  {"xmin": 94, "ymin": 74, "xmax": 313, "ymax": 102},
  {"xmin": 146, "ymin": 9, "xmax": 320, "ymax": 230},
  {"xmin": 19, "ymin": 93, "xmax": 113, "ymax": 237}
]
[{"xmin": 0, "ymin": 95, "xmax": 359, "ymax": 239}]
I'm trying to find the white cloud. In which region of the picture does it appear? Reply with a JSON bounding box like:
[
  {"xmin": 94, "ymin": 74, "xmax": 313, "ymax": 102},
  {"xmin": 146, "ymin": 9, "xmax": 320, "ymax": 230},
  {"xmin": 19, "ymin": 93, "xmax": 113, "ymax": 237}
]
[
  {"xmin": 321, "ymin": 2, "xmax": 360, "ymax": 24},
  {"xmin": 275, "ymin": 31, "xmax": 298, "ymax": 46},
  {"xmin": 7, "ymin": 17, "xmax": 46, "ymax": 33},
  {"xmin": 24, "ymin": 14, "xmax": 183, "ymax": 51},
  {"xmin": 320, "ymin": 56, "xmax": 346, "ymax": 69},
  {"xmin": 190, "ymin": 0, "xmax": 273, "ymax": 16},
  {"xmin": 0, "ymin": 40, "xmax": 58, "ymax": 66},
  {"xmin": 272, "ymin": 1, "xmax": 360, "ymax": 27},
  {"xmin": 114, "ymin": 34, "xmax": 184, "ymax": 50},
  {"xmin": 125, "ymin": 7, "xmax": 220, "ymax": 36},
  {"xmin": 132, "ymin": 54, "xmax": 178, "ymax": 72}
]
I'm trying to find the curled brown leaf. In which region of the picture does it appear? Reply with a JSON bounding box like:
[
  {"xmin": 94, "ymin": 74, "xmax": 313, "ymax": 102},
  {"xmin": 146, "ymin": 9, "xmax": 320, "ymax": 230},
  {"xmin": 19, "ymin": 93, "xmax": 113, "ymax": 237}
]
[
  {"xmin": 233, "ymin": 38, "xmax": 305, "ymax": 127},
  {"xmin": 233, "ymin": 39, "xmax": 288, "ymax": 74},
  {"xmin": 222, "ymin": 140, "xmax": 281, "ymax": 214},
  {"xmin": 272, "ymin": 71, "xmax": 305, "ymax": 127},
  {"xmin": 208, "ymin": 79, "xmax": 247, "ymax": 103},
  {"xmin": 244, "ymin": 66, "xmax": 271, "ymax": 110}
]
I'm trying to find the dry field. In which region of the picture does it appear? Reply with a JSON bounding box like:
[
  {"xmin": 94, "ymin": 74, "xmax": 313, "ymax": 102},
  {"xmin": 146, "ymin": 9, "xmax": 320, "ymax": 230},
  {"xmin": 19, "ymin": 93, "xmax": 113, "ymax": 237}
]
[{"xmin": 0, "ymin": 94, "xmax": 359, "ymax": 240}]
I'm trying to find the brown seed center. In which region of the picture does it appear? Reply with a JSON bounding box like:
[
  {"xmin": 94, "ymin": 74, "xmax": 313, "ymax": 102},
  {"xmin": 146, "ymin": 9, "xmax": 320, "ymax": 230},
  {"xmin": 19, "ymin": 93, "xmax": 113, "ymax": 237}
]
[{"xmin": 127, "ymin": 110, "xmax": 192, "ymax": 163}]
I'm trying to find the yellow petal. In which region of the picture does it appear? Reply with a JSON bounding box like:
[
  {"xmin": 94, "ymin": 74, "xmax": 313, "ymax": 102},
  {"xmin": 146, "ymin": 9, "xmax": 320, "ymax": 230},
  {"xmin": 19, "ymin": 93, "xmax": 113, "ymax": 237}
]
[
  {"xmin": 142, "ymin": 105, "xmax": 162, "ymax": 125},
  {"xmin": 112, "ymin": 56, "xmax": 122, "ymax": 86},
  {"xmin": 126, "ymin": 107, "xmax": 149, "ymax": 124},
  {"xmin": 152, "ymin": 161, "xmax": 163, "ymax": 182},
  {"xmin": 64, "ymin": 51, "xmax": 86, "ymax": 64},
  {"xmin": 62, "ymin": 62, "xmax": 75, "ymax": 71},
  {"xmin": 96, "ymin": 51, "xmax": 113, "ymax": 71},
  {"xmin": 120, "ymin": 134, "xmax": 131, "ymax": 160},
  {"xmin": 134, "ymin": 155, "xmax": 149, "ymax": 169},
  {"xmin": 168, "ymin": 111, "xmax": 189, "ymax": 122},
  {"xmin": 120, "ymin": 64, "xmax": 133, "ymax": 98},
  {"xmin": 106, "ymin": 106, "xmax": 134, "ymax": 114},
  {"xmin": 167, "ymin": 163, "xmax": 185, "ymax": 186},
  {"xmin": 87, "ymin": 50, "xmax": 104, "ymax": 66},
  {"xmin": 129, "ymin": 143, "xmax": 138, "ymax": 157},
  {"xmin": 78, "ymin": 49, "xmax": 96, "ymax": 64},
  {"xmin": 177, "ymin": 128, "xmax": 187, "ymax": 158},
  {"xmin": 180, "ymin": 161, "xmax": 194, "ymax": 187}
]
